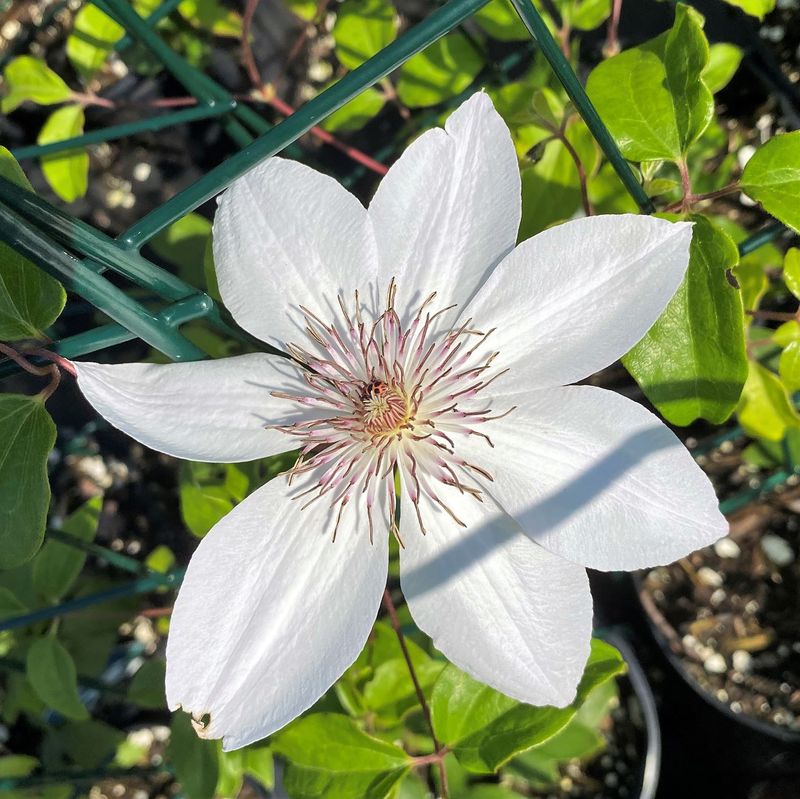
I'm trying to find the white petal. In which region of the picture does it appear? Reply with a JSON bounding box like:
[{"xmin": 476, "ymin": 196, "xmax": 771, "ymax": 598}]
[
  {"xmin": 457, "ymin": 385, "xmax": 727, "ymax": 571},
  {"xmin": 465, "ymin": 215, "xmax": 693, "ymax": 389},
  {"xmin": 369, "ymin": 93, "xmax": 520, "ymax": 319},
  {"xmin": 166, "ymin": 476, "xmax": 389, "ymax": 750},
  {"xmin": 75, "ymin": 354, "xmax": 315, "ymax": 462},
  {"xmin": 399, "ymin": 482, "xmax": 592, "ymax": 708},
  {"xmin": 213, "ymin": 157, "xmax": 378, "ymax": 349}
]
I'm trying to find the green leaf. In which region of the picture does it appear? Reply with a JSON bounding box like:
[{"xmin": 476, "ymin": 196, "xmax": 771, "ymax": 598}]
[
  {"xmin": 128, "ymin": 658, "xmax": 166, "ymax": 709},
  {"xmin": 33, "ymin": 496, "xmax": 102, "ymax": 603},
  {"xmin": 774, "ymin": 321, "xmax": 800, "ymax": 348},
  {"xmin": 0, "ymin": 148, "xmax": 66, "ymax": 340},
  {"xmin": 520, "ymin": 121, "xmax": 598, "ymax": 238},
  {"xmin": 0, "ymin": 395, "xmax": 56, "ymax": 570},
  {"xmin": 0, "ymin": 586, "xmax": 28, "ymax": 620},
  {"xmin": 66, "ymin": 4, "xmax": 124, "ymax": 76},
  {"xmin": 145, "ymin": 544, "xmax": 176, "ymax": 574},
  {"xmin": 243, "ymin": 745, "xmax": 275, "ymax": 791},
  {"xmin": 779, "ymin": 341, "xmax": 800, "ymax": 394},
  {"xmin": 273, "ymin": 713, "xmax": 411, "ymax": 799},
  {"xmin": 782, "ymin": 248, "xmax": 800, "ymax": 299},
  {"xmin": 169, "ymin": 713, "xmax": 219, "ymax": 799},
  {"xmin": 149, "ymin": 212, "xmax": 212, "ymax": 287},
  {"xmin": 720, "ymin": 0, "xmax": 775, "ymax": 19},
  {"xmin": 567, "ymin": 0, "xmax": 612, "ymax": 31},
  {"xmin": 362, "ymin": 657, "xmax": 446, "ymax": 724},
  {"xmin": 38, "ymin": 105, "xmax": 89, "ymax": 203},
  {"xmin": 474, "ymin": 0, "xmax": 528, "ymax": 41},
  {"xmin": 586, "ymin": 4, "xmax": 713, "ymax": 161},
  {"xmin": 702, "ymin": 43, "xmax": 743, "ymax": 94},
  {"xmin": 56, "ymin": 719, "xmax": 125, "ymax": 768},
  {"xmin": 741, "ymin": 132, "xmax": 800, "ymax": 233},
  {"xmin": 178, "ymin": 0, "xmax": 243, "ymax": 37},
  {"xmin": 737, "ymin": 361, "xmax": 800, "ymax": 442},
  {"xmin": 0, "ymin": 755, "xmax": 38, "ymax": 779},
  {"xmin": 322, "ymin": 88, "xmax": 386, "ymax": 133},
  {"xmin": 1, "ymin": 56, "xmax": 71, "ymax": 113},
  {"xmin": 26, "ymin": 637, "xmax": 88, "ymax": 721},
  {"xmin": 430, "ymin": 638, "xmax": 625, "ymax": 774},
  {"xmin": 623, "ymin": 217, "xmax": 747, "ymax": 425},
  {"xmin": 663, "ymin": 4, "xmax": 713, "ymax": 153},
  {"xmin": 333, "ymin": 0, "xmax": 397, "ymax": 70},
  {"xmin": 397, "ymin": 33, "xmax": 483, "ymax": 108}
]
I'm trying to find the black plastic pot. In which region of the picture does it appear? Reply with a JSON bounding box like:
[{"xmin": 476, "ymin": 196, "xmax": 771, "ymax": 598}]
[
  {"xmin": 600, "ymin": 630, "xmax": 662, "ymax": 799},
  {"xmin": 592, "ymin": 571, "xmax": 800, "ymax": 798}
]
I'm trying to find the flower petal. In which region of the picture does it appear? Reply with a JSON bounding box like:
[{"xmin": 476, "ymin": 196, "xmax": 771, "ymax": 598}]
[
  {"xmin": 213, "ymin": 157, "xmax": 378, "ymax": 350},
  {"xmin": 166, "ymin": 476, "xmax": 389, "ymax": 750},
  {"xmin": 457, "ymin": 385, "xmax": 727, "ymax": 570},
  {"xmin": 75, "ymin": 354, "xmax": 318, "ymax": 462},
  {"xmin": 399, "ymin": 482, "xmax": 592, "ymax": 708},
  {"xmin": 465, "ymin": 215, "xmax": 693, "ymax": 388},
  {"xmin": 369, "ymin": 92, "xmax": 520, "ymax": 319}
]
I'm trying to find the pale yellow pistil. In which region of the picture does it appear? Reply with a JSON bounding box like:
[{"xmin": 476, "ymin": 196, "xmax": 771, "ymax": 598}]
[{"xmin": 361, "ymin": 381, "xmax": 413, "ymax": 437}]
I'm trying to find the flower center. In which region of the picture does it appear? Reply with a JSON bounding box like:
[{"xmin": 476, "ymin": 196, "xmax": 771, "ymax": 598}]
[
  {"xmin": 269, "ymin": 279, "xmax": 513, "ymax": 542},
  {"xmin": 360, "ymin": 381, "xmax": 412, "ymax": 436}
]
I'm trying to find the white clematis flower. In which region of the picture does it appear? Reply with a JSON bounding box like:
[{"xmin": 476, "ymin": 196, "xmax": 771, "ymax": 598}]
[{"xmin": 75, "ymin": 93, "xmax": 727, "ymax": 751}]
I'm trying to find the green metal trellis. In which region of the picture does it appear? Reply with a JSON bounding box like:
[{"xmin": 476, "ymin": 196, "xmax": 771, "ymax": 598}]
[{"xmin": 0, "ymin": 0, "xmax": 792, "ymax": 630}]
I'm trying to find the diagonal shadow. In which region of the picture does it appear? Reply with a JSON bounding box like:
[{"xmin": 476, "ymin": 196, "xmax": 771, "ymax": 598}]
[{"xmin": 401, "ymin": 425, "xmax": 681, "ymax": 599}]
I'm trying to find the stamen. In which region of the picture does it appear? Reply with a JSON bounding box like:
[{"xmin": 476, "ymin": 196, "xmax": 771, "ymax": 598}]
[{"xmin": 274, "ymin": 281, "xmax": 513, "ymax": 542}]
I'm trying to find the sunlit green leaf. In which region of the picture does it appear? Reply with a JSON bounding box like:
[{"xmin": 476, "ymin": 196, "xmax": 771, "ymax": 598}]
[
  {"xmin": 32, "ymin": 496, "xmax": 101, "ymax": 603},
  {"xmin": 0, "ymin": 148, "xmax": 65, "ymax": 340},
  {"xmin": 474, "ymin": 0, "xmax": 528, "ymax": 41},
  {"xmin": 1, "ymin": 56, "xmax": 71, "ymax": 113},
  {"xmin": 779, "ymin": 341, "xmax": 800, "ymax": 394},
  {"xmin": 38, "ymin": 105, "xmax": 89, "ymax": 203},
  {"xmin": 169, "ymin": 713, "xmax": 219, "ymax": 799},
  {"xmin": 66, "ymin": 4, "xmax": 124, "ymax": 76},
  {"xmin": 430, "ymin": 639, "xmax": 625, "ymax": 773},
  {"xmin": 587, "ymin": 4, "xmax": 712, "ymax": 161},
  {"xmin": 26, "ymin": 637, "xmax": 88, "ymax": 721},
  {"xmin": 0, "ymin": 395, "xmax": 56, "ymax": 570},
  {"xmin": 702, "ymin": 43, "xmax": 743, "ymax": 93},
  {"xmin": 520, "ymin": 121, "xmax": 596, "ymax": 239},
  {"xmin": 782, "ymin": 247, "xmax": 800, "ymax": 299},
  {"xmin": 663, "ymin": 4, "xmax": 713, "ymax": 153},
  {"xmin": 333, "ymin": 0, "xmax": 397, "ymax": 70},
  {"xmin": 741, "ymin": 132, "xmax": 800, "ymax": 233},
  {"xmin": 720, "ymin": 0, "xmax": 775, "ymax": 19},
  {"xmin": 322, "ymin": 88, "xmax": 386, "ymax": 133},
  {"xmin": 737, "ymin": 361, "xmax": 800, "ymax": 442},
  {"xmin": 623, "ymin": 217, "xmax": 747, "ymax": 425},
  {"xmin": 566, "ymin": 0, "xmax": 612, "ymax": 31},
  {"xmin": 397, "ymin": 33, "xmax": 483, "ymax": 108},
  {"xmin": 273, "ymin": 713, "xmax": 411, "ymax": 799},
  {"xmin": 178, "ymin": 0, "xmax": 243, "ymax": 37}
]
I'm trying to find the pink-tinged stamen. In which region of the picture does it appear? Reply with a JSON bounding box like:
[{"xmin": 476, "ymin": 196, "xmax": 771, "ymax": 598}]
[{"xmin": 272, "ymin": 279, "xmax": 513, "ymax": 542}]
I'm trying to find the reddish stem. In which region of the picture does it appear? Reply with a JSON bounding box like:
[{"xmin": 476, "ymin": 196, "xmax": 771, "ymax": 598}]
[
  {"xmin": 605, "ymin": 0, "xmax": 622, "ymax": 56},
  {"xmin": 663, "ymin": 182, "xmax": 741, "ymax": 214},
  {"xmin": 556, "ymin": 124, "xmax": 593, "ymax": 217},
  {"xmin": 267, "ymin": 93, "xmax": 388, "ymax": 175},
  {"xmin": 242, "ymin": 0, "xmax": 263, "ymax": 88},
  {"xmin": 35, "ymin": 348, "xmax": 77, "ymax": 377},
  {"xmin": 0, "ymin": 342, "xmax": 51, "ymax": 377},
  {"xmin": 382, "ymin": 588, "xmax": 449, "ymax": 798}
]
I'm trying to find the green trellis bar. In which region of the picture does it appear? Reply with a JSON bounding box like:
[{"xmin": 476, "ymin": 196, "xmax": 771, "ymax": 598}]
[
  {"xmin": 11, "ymin": 103, "xmax": 235, "ymax": 161},
  {"xmin": 509, "ymin": 0, "xmax": 655, "ymax": 214},
  {"xmin": 118, "ymin": 0, "xmax": 495, "ymax": 248}
]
